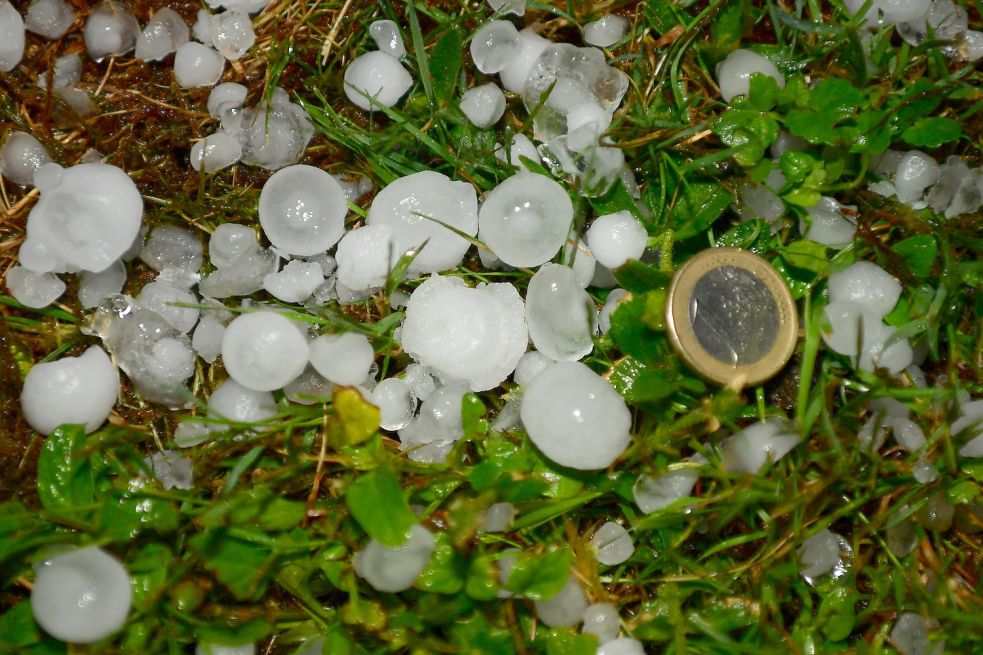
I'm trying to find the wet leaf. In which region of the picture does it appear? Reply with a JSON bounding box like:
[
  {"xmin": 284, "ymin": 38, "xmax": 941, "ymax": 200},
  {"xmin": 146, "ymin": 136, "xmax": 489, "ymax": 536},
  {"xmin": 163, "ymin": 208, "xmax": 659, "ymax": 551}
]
[
  {"xmin": 902, "ymin": 117, "xmax": 962, "ymax": 148},
  {"xmin": 330, "ymin": 387, "xmax": 381, "ymax": 447},
  {"xmin": 36, "ymin": 425, "xmax": 94, "ymax": 514},
  {"xmin": 345, "ymin": 467, "xmax": 416, "ymax": 546},
  {"xmin": 892, "ymin": 235, "xmax": 937, "ymax": 278},
  {"xmin": 506, "ymin": 548, "xmax": 573, "ymax": 600}
]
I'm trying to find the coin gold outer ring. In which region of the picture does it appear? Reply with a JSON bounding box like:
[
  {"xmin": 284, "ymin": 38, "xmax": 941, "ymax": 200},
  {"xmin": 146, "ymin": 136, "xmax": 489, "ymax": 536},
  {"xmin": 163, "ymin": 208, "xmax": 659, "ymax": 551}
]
[{"xmin": 664, "ymin": 247, "xmax": 799, "ymax": 387}]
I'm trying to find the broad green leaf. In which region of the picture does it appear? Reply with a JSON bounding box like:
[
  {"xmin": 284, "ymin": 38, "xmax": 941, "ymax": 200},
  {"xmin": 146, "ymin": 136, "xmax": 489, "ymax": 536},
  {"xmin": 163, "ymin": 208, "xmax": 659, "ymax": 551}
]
[
  {"xmin": 345, "ymin": 467, "xmax": 415, "ymax": 546},
  {"xmin": 609, "ymin": 357, "xmax": 702, "ymax": 405},
  {"xmin": 902, "ymin": 117, "xmax": 962, "ymax": 148},
  {"xmin": 703, "ymin": 0, "xmax": 746, "ymax": 64},
  {"xmin": 462, "ymin": 393, "xmax": 489, "ymax": 439},
  {"xmin": 818, "ymin": 587, "xmax": 856, "ymax": 641},
  {"xmin": 609, "ymin": 294, "xmax": 667, "ymax": 365},
  {"xmin": 196, "ymin": 619, "xmax": 274, "ymax": 647},
  {"xmin": 810, "ymin": 77, "xmax": 863, "ymax": 114},
  {"xmin": 189, "ymin": 530, "xmax": 274, "ymax": 601},
  {"xmin": 892, "ymin": 235, "xmax": 937, "ymax": 278},
  {"xmin": 747, "ymin": 73, "xmax": 780, "ymax": 112},
  {"xmin": 506, "ymin": 548, "xmax": 573, "ymax": 600},
  {"xmin": 36, "ymin": 425, "xmax": 94, "ymax": 514},
  {"xmin": 544, "ymin": 627, "xmax": 599, "ymax": 655},
  {"xmin": 432, "ymin": 28, "xmax": 462, "ymax": 106},
  {"xmin": 782, "ymin": 240, "xmax": 829, "ymax": 273},
  {"xmin": 613, "ymin": 261, "xmax": 671, "ymax": 294},
  {"xmin": 716, "ymin": 219, "xmax": 772, "ymax": 254},
  {"xmin": 671, "ymin": 182, "xmax": 732, "ymax": 240},
  {"xmin": 99, "ymin": 495, "xmax": 179, "ymax": 542},
  {"xmin": 945, "ymin": 479, "xmax": 980, "ymax": 505},
  {"xmin": 465, "ymin": 555, "xmax": 500, "ymax": 601},
  {"xmin": 201, "ymin": 486, "xmax": 307, "ymax": 532},
  {"xmin": 713, "ymin": 109, "xmax": 778, "ymax": 166},
  {"xmin": 129, "ymin": 543, "xmax": 172, "ymax": 611},
  {"xmin": 590, "ymin": 180, "xmax": 646, "ymax": 222},
  {"xmin": 330, "ymin": 387, "xmax": 380, "ymax": 447},
  {"xmin": 785, "ymin": 109, "xmax": 841, "ymax": 145},
  {"xmin": 0, "ymin": 601, "xmax": 42, "ymax": 648},
  {"xmin": 415, "ymin": 532, "xmax": 466, "ymax": 594}
]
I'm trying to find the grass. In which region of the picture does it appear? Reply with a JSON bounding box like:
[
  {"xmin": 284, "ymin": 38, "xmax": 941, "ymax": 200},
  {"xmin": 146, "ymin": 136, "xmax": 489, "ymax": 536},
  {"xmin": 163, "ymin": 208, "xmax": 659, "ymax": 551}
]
[{"xmin": 1, "ymin": 0, "xmax": 983, "ymax": 653}]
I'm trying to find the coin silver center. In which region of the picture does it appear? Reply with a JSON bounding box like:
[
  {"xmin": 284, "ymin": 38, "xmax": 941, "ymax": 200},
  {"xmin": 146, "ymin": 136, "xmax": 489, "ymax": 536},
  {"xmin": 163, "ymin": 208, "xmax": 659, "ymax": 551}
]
[{"xmin": 688, "ymin": 265, "xmax": 780, "ymax": 366}]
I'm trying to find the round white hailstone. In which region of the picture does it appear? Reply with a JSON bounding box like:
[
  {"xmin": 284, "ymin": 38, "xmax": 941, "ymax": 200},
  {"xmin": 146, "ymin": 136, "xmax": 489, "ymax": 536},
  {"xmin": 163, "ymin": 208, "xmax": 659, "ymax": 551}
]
[
  {"xmin": 370, "ymin": 19, "xmax": 406, "ymax": 60},
  {"xmin": 21, "ymin": 346, "xmax": 118, "ymax": 435},
  {"xmin": 174, "ymin": 42, "xmax": 225, "ymax": 88},
  {"xmin": 590, "ymin": 521, "xmax": 634, "ymax": 566},
  {"xmin": 31, "ymin": 546, "xmax": 132, "ymax": 644},
  {"xmin": 961, "ymin": 29, "xmax": 983, "ymax": 62},
  {"xmin": 370, "ymin": 378, "xmax": 415, "ymax": 431},
  {"xmin": 534, "ymin": 574, "xmax": 588, "ymax": 627},
  {"xmin": 0, "ymin": 131, "xmax": 52, "ymax": 187},
  {"xmin": 470, "ymin": 20, "xmax": 521, "ymax": 74},
  {"xmin": 494, "ymin": 133, "xmax": 542, "ymax": 171},
  {"xmin": 480, "ymin": 502, "xmax": 515, "ymax": 533},
  {"xmin": 262, "ymin": 260, "xmax": 324, "ymax": 303},
  {"xmin": 821, "ymin": 300, "xmax": 883, "ymax": 357},
  {"xmin": 460, "ymin": 83, "xmax": 507, "ymax": 128},
  {"xmin": 141, "ymin": 225, "xmax": 203, "ymax": 273},
  {"xmin": 6, "ymin": 266, "xmax": 65, "ymax": 308},
  {"xmin": 344, "ymin": 51, "xmax": 412, "ymax": 111},
  {"xmin": 135, "ymin": 7, "xmax": 189, "ymax": 62},
  {"xmin": 721, "ymin": 420, "xmax": 799, "ymax": 474},
  {"xmin": 879, "ymin": 0, "xmax": 931, "ymax": 24},
  {"xmin": 195, "ymin": 644, "xmax": 256, "ymax": 655},
  {"xmin": 192, "ymin": 316, "xmax": 225, "ymax": 364},
  {"xmin": 597, "ymin": 638, "xmax": 646, "ymax": 655},
  {"xmin": 284, "ymin": 366, "xmax": 334, "ymax": 405},
  {"xmin": 335, "ymin": 224, "xmax": 397, "ymax": 292},
  {"xmin": 79, "ymin": 260, "xmax": 126, "ymax": 309},
  {"xmin": 190, "ymin": 132, "xmax": 242, "ymax": 173},
  {"xmin": 890, "ymin": 417, "xmax": 927, "ymax": 451},
  {"xmin": 208, "ymin": 224, "xmax": 258, "ymax": 268},
  {"xmin": 259, "ymin": 165, "xmax": 347, "ymax": 256},
  {"xmin": 798, "ymin": 529, "xmax": 840, "ymax": 579},
  {"xmin": 800, "ymin": 196, "xmax": 856, "ymax": 248},
  {"xmin": 598, "ymin": 288, "xmax": 629, "ymax": 335},
  {"xmin": 26, "ymin": 163, "xmax": 142, "ymax": 274},
  {"xmin": 498, "ymin": 28, "xmax": 550, "ymax": 93},
  {"xmin": 207, "ymin": 378, "xmax": 276, "ymax": 425},
  {"xmin": 912, "ymin": 462, "xmax": 938, "ymax": 483},
  {"xmin": 403, "ymin": 363, "xmax": 436, "ymax": 401},
  {"xmin": 222, "ymin": 311, "xmax": 308, "ymax": 391},
  {"xmin": 564, "ymin": 240, "xmax": 597, "ymax": 289},
  {"xmin": 397, "ymin": 382, "xmax": 467, "ymax": 463},
  {"xmin": 859, "ymin": 325, "xmax": 914, "ymax": 375},
  {"xmin": 209, "ymin": 10, "xmax": 255, "ymax": 61},
  {"xmin": 890, "ymin": 613, "xmax": 942, "ymax": 655},
  {"xmin": 828, "ymin": 261, "xmax": 902, "ymax": 318},
  {"xmin": 738, "ymin": 169, "xmax": 787, "ymax": 223},
  {"xmin": 0, "ymin": 1, "xmax": 26, "ymax": 72},
  {"xmin": 137, "ymin": 281, "xmax": 199, "ymax": 334},
  {"xmin": 514, "ymin": 350, "xmax": 554, "ymax": 386},
  {"xmin": 36, "ymin": 53, "xmax": 82, "ymax": 89},
  {"xmin": 583, "ymin": 14, "xmax": 628, "ymax": 48},
  {"xmin": 525, "ymin": 264, "xmax": 595, "ymax": 361},
  {"xmin": 586, "ymin": 211, "xmax": 648, "ymax": 270},
  {"xmin": 83, "ymin": 1, "xmax": 140, "ymax": 62},
  {"xmin": 207, "ymin": 82, "xmax": 248, "ymax": 118},
  {"xmin": 25, "ymin": 0, "xmax": 74, "ymax": 40},
  {"xmin": 400, "ymin": 275, "xmax": 528, "ymax": 392},
  {"xmin": 583, "ymin": 603, "xmax": 620, "ymax": 643},
  {"xmin": 367, "ymin": 171, "xmax": 478, "ymax": 274},
  {"xmin": 239, "ymin": 88, "xmax": 314, "ymax": 170},
  {"xmin": 520, "ymin": 361, "xmax": 631, "ymax": 470},
  {"xmin": 715, "ymin": 49, "xmax": 785, "ymax": 102},
  {"xmin": 894, "ymin": 150, "xmax": 940, "ymax": 205},
  {"xmin": 354, "ymin": 524, "xmax": 436, "ymax": 593},
  {"xmin": 478, "ymin": 172, "xmax": 574, "ymax": 267},
  {"xmin": 632, "ymin": 457, "xmax": 704, "ymax": 514},
  {"xmin": 145, "ymin": 450, "xmax": 194, "ymax": 490},
  {"xmin": 309, "ymin": 332, "xmax": 375, "ymax": 386}
]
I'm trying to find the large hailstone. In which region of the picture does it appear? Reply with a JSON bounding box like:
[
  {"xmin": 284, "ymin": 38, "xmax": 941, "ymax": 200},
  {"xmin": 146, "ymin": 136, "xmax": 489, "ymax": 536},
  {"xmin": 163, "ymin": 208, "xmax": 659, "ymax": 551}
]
[
  {"xmin": 525, "ymin": 264, "xmax": 595, "ymax": 361},
  {"xmin": 721, "ymin": 420, "xmax": 799, "ymax": 474},
  {"xmin": 6, "ymin": 266, "xmax": 66, "ymax": 308},
  {"xmin": 470, "ymin": 20, "xmax": 521, "ymax": 74},
  {"xmin": 894, "ymin": 150, "xmax": 939, "ymax": 204},
  {"xmin": 534, "ymin": 574, "xmax": 588, "ymax": 627},
  {"xmin": 367, "ymin": 171, "xmax": 478, "ymax": 274},
  {"xmin": 499, "ymin": 28, "xmax": 550, "ymax": 93},
  {"xmin": 460, "ymin": 83, "xmax": 507, "ymax": 128},
  {"xmin": 801, "ymin": 196, "xmax": 857, "ymax": 248},
  {"xmin": 398, "ymin": 382, "xmax": 467, "ymax": 463},
  {"xmin": 590, "ymin": 521, "xmax": 634, "ymax": 565},
  {"xmin": 344, "ymin": 51, "xmax": 412, "ymax": 111},
  {"xmin": 828, "ymin": 261, "xmax": 902, "ymax": 318},
  {"xmin": 21, "ymin": 346, "xmax": 119, "ymax": 435},
  {"xmin": 353, "ymin": 524, "xmax": 436, "ymax": 593},
  {"xmin": 221, "ymin": 311, "xmax": 308, "ymax": 391},
  {"xmin": 369, "ymin": 19, "xmax": 406, "ymax": 59},
  {"xmin": 583, "ymin": 15, "xmax": 628, "ymax": 48},
  {"xmin": 586, "ymin": 211, "xmax": 648, "ymax": 269},
  {"xmin": 400, "ymin": 276, "xmax": 528, "ymax": 391},
  {"xmin": 715, "ymin": 49, "xmax": 785, "ymax": 102},
  {"xmin": 259, "ymin": 165, "xmax": 347, "ymax": 256},
  {"xmin": 25, "ymin": 0, "xmax": 75, "ymax": 40},
  {"xmin": 174, "ymin": 42, "xmax": 225, "ymax": 88},
  {"xmin": 0, "ymin": 132, "xmax": 51, "ymax": 186},
  {"xmin": 83, "ymin": 1, "xmax": 140, "ymax": 62},
  {"xmin": 23, "ymin": 163, "xmax": 143, "ymax": 274},
  {"xmin": 31, "ymin": 546, "xmax": 132, "ymax": 644},
  {"xmin": 135, "ymin": 8, "xmax": 190, "ymax": 62},
  {"xmin": 477, "ymin": 172, "xmax": 574, "ymax": 267},
  {"xmin": 633, "ymin": 456, "xmax": 705, "ymax": 513},
  {"xmin": 821, "ymin": 301, "xmax": 883, "ymax": 357},
  {"xmin": 239, "ymin": 88, "xmax": 314, "ymax": 169},
  {"xmin": 520, "ymin": 361, "xmax": 631, "ymax": 470},
  {"xmin": 0, "ymin": 1, "xmax": 26, "ymax": 72},
  {"xmin": 308, "ymin": 332, "xmax": 375, "ymax": 386}
]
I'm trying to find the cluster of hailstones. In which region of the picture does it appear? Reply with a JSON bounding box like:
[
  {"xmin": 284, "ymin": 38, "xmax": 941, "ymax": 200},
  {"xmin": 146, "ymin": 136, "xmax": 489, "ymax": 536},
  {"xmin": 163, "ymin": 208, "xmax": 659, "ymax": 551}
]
[{"xmin": 5, "ymin": 0, "xmax": 983, "ymax": 651}]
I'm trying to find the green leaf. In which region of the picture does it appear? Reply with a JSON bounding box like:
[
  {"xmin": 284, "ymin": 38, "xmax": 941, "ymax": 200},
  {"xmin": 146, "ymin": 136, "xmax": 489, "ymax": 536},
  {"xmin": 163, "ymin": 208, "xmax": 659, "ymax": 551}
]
[
  {"xmin": 465, "ymin": 555, "xmax": 500, "ymax": 601},
  {"xmin": 196, "ymin": 618, "xmax": 274, "ymax": 647},
  {"xmin": 902, "ymin": 117, "xmax": 963, "ymax": 148},
  {"xmin": 506, "ymin": 548, "xmax": 573, "ymax": 600},
  {"xmin": 782, "ymin": 240, "xmax": 829, "ymax": 273},
  {"xmin": 747, "ymin": 74, "xmax": 780, "ymax": 112},
  {"xmin": 99, "ymin": 495, "xmax": 179, "ymax": 542},
  {"xmin": 713, "ymin": 109, "xmax": 778, "ymax": 166},
  {"xmin": 785, "ymin": 109, "xmax": 841, "ymax": 145},
  {"xmin": 462, "ymin": 393, "xmax": 489, "ymax": 439},
  {"xmin": 671, "ymin": 182, "xmax": 732, "ymax": 240},
  {"xmin": 946, "ymin": 479, "xmax": 980, "ymax": 505},
  {"xmin": 36, "ymin": 425, "xmax": 94, "ymax": 514},
  {"xmin": 609, "ymin": 357, "xmax": 699, "ymax": 404},
  {"xmin": 818, "ymin": 587, "xmax": 856, "ymax": 641},
  {"xmin": 810, "ymin": 77, "xmax": 863, "ymax": 114},
  {"xmin": 892, "ymin": 235, "xmax": 937, "ymax": 278},
  {"xmin": 432, "ymin": 28, "xmax": 462, "ymax": 106},
  {"xmin": 716, "ymin": 219, "xmax": 772, "ymax": 254},
  {"xmin": 330, "ymin": 387, "xmax": 380, "ymax": 447},
  {"xmin": 544, "ymin": 627, "xmax": 599, "ymax": 655},
  {"xmin": 189, "ymin": 530, "xmax": 274, "ymax": 601},
  {"xmin": 0, "ymin": 601, "xmax": 42, "ymax": 648},
  {"xmin": 609, "ymin": 294, "xmax": 667, "ymax": 365},
  {"xmin": 703, "ymin": 0, "xmax": 746, "ymax": 65},
  {"xmin": 346, "ymin": 467, "xmax": 416, "ymax": 546},
  {"xmin": 415, "ymin": 532, "xmax": 466, "ymax": 594},
  {"xmin": 589, "ymin": 180, "xmax": 646, "ymax": 223},
  {"xmin": 613, "ymin": 261, "xmax": 672, "ymax": 293}
]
